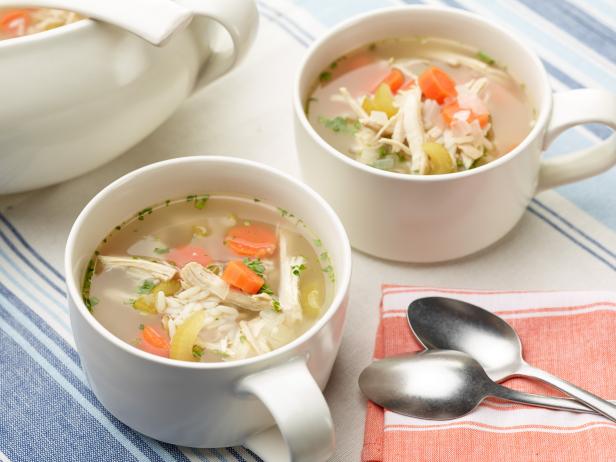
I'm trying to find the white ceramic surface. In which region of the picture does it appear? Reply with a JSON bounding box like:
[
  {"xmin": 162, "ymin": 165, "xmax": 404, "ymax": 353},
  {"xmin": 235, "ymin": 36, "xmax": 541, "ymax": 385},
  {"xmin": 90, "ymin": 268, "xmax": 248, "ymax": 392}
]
[
  {"xmin": 64, "ymin": 156, "xmax": 352, "ymax": 462},
  {"xmin": 293, "ymin": 6, "xmax": 616, "ymax": 263},
  {"xmin": 0, "ymin": 0, "xmax": 258, "ymax": 194}
]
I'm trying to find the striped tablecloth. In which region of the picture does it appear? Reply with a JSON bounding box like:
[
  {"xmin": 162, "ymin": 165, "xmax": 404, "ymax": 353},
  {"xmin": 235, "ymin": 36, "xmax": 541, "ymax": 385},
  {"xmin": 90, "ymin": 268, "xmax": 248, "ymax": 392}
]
[{"xmin": 0, "ymin": 1, "xmax": 614, "ymax": 461}]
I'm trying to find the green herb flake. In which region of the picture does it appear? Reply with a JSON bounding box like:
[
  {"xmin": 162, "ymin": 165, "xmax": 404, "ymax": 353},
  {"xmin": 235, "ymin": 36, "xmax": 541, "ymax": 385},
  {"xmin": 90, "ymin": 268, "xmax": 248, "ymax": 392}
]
[
  {"xmin": 277, "ymin": 207, "xmax": 289, "ymax": 217},
  {"xmin": 210, "ymin": 349, "xmax": 230, "ymax": 358},
  {"xmin": 253, "ymin": 198, "xmax": 261, "ymax": 203},
  {"xmin": 154, "ymin": 247, "xmax": 169, "ymax": 255},
  {"xmin": 322, "ymin": 264, "xmax": 335, "ymax": 283},
  {"xmin": 319, "ymin": 71, "xmax": 332, "ymax": 83},
  {"xmin": 243, "ymin": 258, "xmax": 265, "ymax": 277},
  {"xmin": 192, "ymin": 344, "xmax": 204, "ymax": 359},
  {"xmin": 137, "ymin": 279, "xmax": 156, "ymax": 294},
  {"xmin": 378, "ymin": 145, "xmax": 391, "ymax": 158},
  {"xmin": 477, "ymin": 51, "xmax": 495, "ymax": 65},
  {"xmin": 186, "ymin": 195, "xmax": 197, "ymax": 202},
  {"xmin": 89, "ymin": 297, "xmax": 99, "ymax": 307},
  {"xmin": 94, "ymin": 250, "xmax": 100, "ymax": 256},
  {"xmin": 165, "ymin": 199, "xmax": 171, "ymax": 207},
  {"xmin": 115, "ymin": 226, "xmax": 121, "ymax": 231},
  {"xmin": 318, "ymin": 116, "xmax": 361, "ymax": 134},
  {"xmin": 291, "ymin": 263, "xmax": 306, "ymax": 277},
  {"xmin": 240, "ymin": 335, "xmax": 247, "ymax": 343},
  {"xmin": 313, "ymin": 239, "xmax": 322, "ymax": 247},
  {"xmin": 259, "ymin": 284, "xmax": 274, "ymax": 296},
  {"xmin": 138, "ymin": 323, "xmax": 145, "ymax": 330},
  {"xmin": 81, "ymin": 258, "xmax": 96, "ymax": 312},
  {"xmin": 320, "ymin": 251, "xmax": 329, "ymax": 261},
  {"xmin": 137, "ymin": 207, "xmax": 153, "ymax": 221},
  {"xmin": 368, "ymin": 43, "xmax": 377, "ymax": 51},
  {"xmin": 271, "ymin": 299, "xmax": 282, "ymax": 312},
  {"xmin": 329, "ymin": 61, "xmax": 338, "ymax": 70},
  {"xmin": 194, "ymin": 195, "xmax": 209, "ymax": 209}
]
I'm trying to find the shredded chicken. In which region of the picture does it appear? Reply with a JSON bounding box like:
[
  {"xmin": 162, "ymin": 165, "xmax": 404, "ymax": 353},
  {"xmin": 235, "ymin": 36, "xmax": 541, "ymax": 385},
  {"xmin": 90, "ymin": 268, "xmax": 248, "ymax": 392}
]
[
  {"xmin": 402, "ymin": 87, "xmax": 428, "ymax": 174},
  {"xmin": 278, "ymin": 232, "xmax": 305, "ymax": 322},
  {"xmin": 98, "ymin": 256, "xmax": 177, "ymax": 281}
]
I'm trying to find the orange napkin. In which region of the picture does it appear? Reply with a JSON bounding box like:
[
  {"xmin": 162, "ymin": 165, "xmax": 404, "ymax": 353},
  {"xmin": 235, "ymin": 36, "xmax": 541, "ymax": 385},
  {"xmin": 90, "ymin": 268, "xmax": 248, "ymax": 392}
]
[{"xmin": 362, "ymin": 286, "xmax": 616, "ymax": 462}]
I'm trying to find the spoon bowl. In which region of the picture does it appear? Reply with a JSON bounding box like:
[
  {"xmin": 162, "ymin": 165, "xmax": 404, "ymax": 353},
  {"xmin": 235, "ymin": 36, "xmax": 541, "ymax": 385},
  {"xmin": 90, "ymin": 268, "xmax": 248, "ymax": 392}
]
[
  {"xmin": 359, "ymin": 350, "xmax": 491, "ymax": 420},
  {"xmin": 409, "ymin": 297, "xmax": 523, "ymax": 381},
  {"xmin": 408, "ymin": 297, "xmax": 616, "ymax": 421}
]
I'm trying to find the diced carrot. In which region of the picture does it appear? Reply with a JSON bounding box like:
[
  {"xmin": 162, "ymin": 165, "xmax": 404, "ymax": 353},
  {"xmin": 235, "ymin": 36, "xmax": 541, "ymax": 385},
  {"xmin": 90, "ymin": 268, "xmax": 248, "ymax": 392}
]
[
  {"xmin": 441, "ymin": 101, "xmax": 489, "ymax": 127},
  {"xmin": 418, "ymin": 66, "xmax": 457, "ymax": 103},
  {"xmin": 1, "ymin": 10, "xmax": 30, "ymax": 37},
  {"xmin": 139, "ymin": 325, "xmax": 170, "ymax": 358},
  {"xmin": 166, "ymin": 245, "xmax": 212, "ymax": 268},
  {"xmin": 399, "ymin": 79, "xmax": 416, "ymax": 91},
  {"xmin": 222, "ymin": 260, "xmax": 264, "ymax": 294},
  {"xmin": 374, "ymin": 68, "xmax": 405, "ymax": 94},
  {"xmin": 225, "ymin": 224, "xmax": 277, "ymax": 258}
]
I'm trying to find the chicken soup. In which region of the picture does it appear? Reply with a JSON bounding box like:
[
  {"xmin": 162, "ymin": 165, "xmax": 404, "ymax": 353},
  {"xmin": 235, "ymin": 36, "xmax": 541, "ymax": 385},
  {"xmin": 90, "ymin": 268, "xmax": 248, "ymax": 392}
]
[
  {"xmin": 83, "ymin": 194, "xmax": 335, "ymax": 363},
  {"xmin": 306, "ymin": 37, "xmax": 535, "ymax": 175},
  {"xmin": 0, "ymin": 8, "xmax": 82, "ymax": 40}
]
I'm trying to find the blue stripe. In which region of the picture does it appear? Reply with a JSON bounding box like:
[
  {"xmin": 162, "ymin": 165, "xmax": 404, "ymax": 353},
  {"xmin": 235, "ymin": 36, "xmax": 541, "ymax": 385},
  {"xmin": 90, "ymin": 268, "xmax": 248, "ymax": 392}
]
[
  {"xmin": 0, "ymin": 325, "xmax": 143, "ymax": 462},
  {"xmin": 532, "ymin": 199, "xmax": 616, "ymax": 260},
  {"xmin": 225, "ymin": 448, "xmax": 247, "ymax": 462},
  {"xmin": 527, "ymin": 206, "xmax": 616, "ymax": 272},
  {"xmin": 259, "ymin": 8, "xmax": 310, "ymax": 46},
  {"xmin": 0, "ymin": 283, "xmax": 187, "ymax": 462},
  {"xmin": 0, "ymin": 249, "xmax": 72, "ymax": 332},
  {"xmin": 0, "ymin": 229, "xmax": 66, "ymax": 297},
  {"xmin": 517, "ymin": 0, "xmax": 616, "ymax": 63},
  {"xmin": 242, "ymin": 448, "xmax": 264, "ymax": 462},
  {"xmin": 258, "ymin": 1, "xmax": 315, "ymax": 42},
  {"xmin": 0, "ymin": 212, "xmax": 64, "ymax": 281}
]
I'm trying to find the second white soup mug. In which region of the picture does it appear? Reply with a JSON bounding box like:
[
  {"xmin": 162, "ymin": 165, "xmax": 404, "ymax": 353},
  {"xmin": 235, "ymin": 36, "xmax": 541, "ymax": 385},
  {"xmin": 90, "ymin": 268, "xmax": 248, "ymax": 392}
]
[{"xmin": 294, "ymin": 6, "xmax": 616, "ymax": 262}]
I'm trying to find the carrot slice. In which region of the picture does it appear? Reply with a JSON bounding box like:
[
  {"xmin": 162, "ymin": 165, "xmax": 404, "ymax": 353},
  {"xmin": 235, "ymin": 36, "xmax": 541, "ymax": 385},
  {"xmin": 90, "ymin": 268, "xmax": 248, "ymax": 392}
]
[
  {"xmin": 374, "ymin": 68, "xmax": 405, "ymax": 94},
  {"xmin": 225, "ymin": 224, "xmax": 277, "ymax": 258},
  {"xmin": 1, "ymin": 10, "xmax": 30, "ymax": 37},
  {"xmin": 441, "ymin": 101, "xmax": 489, "ymax": 127},
  {"xmin": 222, "ymin": 260, "xmax": 264, "ymax": 294},
  {"xmin": 139, "ymin": 325, "xmax": 170, "ymax": 358},
  {"xmin": 166, "ymin": 245, "xmax": 212, "ymax": 268},
  {"xmin": 418, "ymin": 66, "xmax": 457, "ymax": 103},
  {"xmin": 399, "ymin": 79, "xmax": 416, "ymax": 91}
]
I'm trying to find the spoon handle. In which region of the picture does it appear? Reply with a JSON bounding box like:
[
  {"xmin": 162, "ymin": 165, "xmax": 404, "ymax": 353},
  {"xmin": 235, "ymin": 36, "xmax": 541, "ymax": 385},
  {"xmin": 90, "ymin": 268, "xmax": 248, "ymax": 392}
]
[
  {"xmin": 517, "ymin": 363, "xmax": 616, "ymax": 422},
  {"xmin": 490, "ymin": 384, "xmax": 601, "ymax": 415}
]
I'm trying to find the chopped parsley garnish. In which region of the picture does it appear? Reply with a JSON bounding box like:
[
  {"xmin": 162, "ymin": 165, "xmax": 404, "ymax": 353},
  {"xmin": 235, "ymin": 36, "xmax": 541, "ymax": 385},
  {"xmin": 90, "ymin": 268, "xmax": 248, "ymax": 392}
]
[
  {"xmin": 477, "ymin": 51, "xmax": 495, "ymax": 65},
  {"xmin": 115, "ymin": 226, "xmax": 121, "ymax": 231},
  {"xmin": 137, "ymin": 207, "xmax": 153, "ymax": 221},
  {"xmin": 291, "ymin": 263, "xmax": 306, "ymax": 276},
  {"xmin": 318, "ymin": 116, "xmax": 361, "ymax": 134},
  {"xmin": 153, "ymin": 247, "xmax": 169, "ymax": 254},
  {"xmin": 137, "ymin": 279, "xmax": 156, "ymax": 294},
  {"xmin": 313, "ymin": 239, "xmax": 322, "ymax": 247},
  {"xmin": 81, "ymin": 258, "xmax": 96, "ymax": 312},
  {"xmin": 243, "ymin": 258, "xmax": 265, "ymax": 277},
  {"xmin": 186, "ymin": 195, "xmax": 196, "ymax": 202},
  {"xmin": 322, "ymin": 264, "xmax": 335, "ymax": 283},
  {"xmin": 319, "ymin": 71, "xmax": 332, "ymax": 83},
  {"xmin": 192, "ymin": 345, "xmax": 204, "ymax": 359},
  {"xmin": 165, "ymin": 199, "xmax": 171, "ymax": 206},
  {"xmin": 194, "ymin": 195, "xmax": 209, "ymax": 209},
  {"xmin": 320, "ymin": 251, "xmax": 329, "ymax": 261},
  {"xmin": 271, "ymin": 299, "xmax": 282, "ymax": 312},
  {"xmin": 378, "ymin": 145, "xmax": 391, "ymax": 158},
  {"xmin": 138, "ymin": 323, "xmax": 144, "ymax": 330},
  {"xmin": 240, "ymin": 335, "xmax": 247, "ymax": 343},
  {"xmin": 368, "ymin": 43, "xmax": 377, "ymax": 51},
  {"xmin": 329, "ymin": 61, "xmax": 337, "ymax": 70},
  {"xmin": 259, "ymin": 284, "xmax": 274, "ymax": 296},
  {"xmin": 207, "ymin": 264, "xmax": 222, "ymax": 275},
  {"xmin": 253, "ymin": 198, "xmax": 261, "ymax": 202},
  {"xmin": 277, "ymin": 207, "xmax": 289, "ymax": 217},
  {"xmin": 89, "ymin": 297, "xmax": 99, "ymax": 307}
]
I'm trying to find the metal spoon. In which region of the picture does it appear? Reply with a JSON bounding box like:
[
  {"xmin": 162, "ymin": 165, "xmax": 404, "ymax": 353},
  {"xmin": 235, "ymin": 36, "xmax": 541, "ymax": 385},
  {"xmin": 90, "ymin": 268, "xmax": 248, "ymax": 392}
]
[
  {"xmin": 359, "ymin": 349, "xmax": 585, "ymax": 420},
  {"xmin": 408, "ymin": 297, "xmax": 616, "ymax": 421}
]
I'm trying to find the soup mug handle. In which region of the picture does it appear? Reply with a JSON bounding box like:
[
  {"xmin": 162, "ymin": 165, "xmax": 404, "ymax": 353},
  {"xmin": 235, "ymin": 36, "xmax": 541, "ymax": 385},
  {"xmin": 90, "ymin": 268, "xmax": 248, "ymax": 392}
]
[
  {"xmin": 179, "ymin": 0, "xmax": 259, "ymax": 93},
  {"xmin": 238, "ymin": 357, "xmax": 335, "ymax": 462},
  {"xmin": 537, "ymin": 89, "xmax": 616, "ymax": 192}
]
